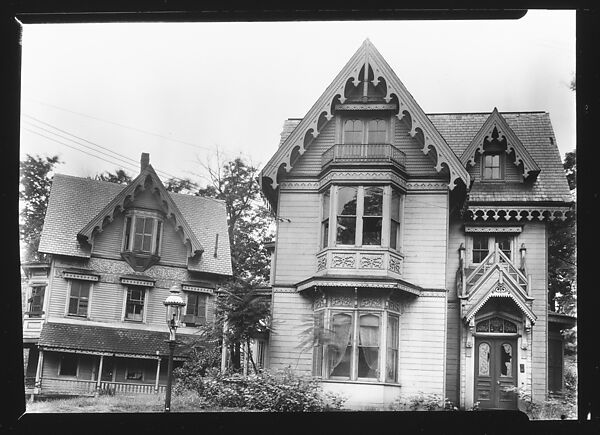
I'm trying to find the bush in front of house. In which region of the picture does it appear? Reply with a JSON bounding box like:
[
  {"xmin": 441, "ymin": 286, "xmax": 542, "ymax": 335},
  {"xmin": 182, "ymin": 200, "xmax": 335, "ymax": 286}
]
[
  {"xmin": 389, "ymin": 392, "xmax": 458, "ymax": 411},
  {"xmin": 173, "ymin": 343, "xmax": 222, "ymax": 395},
  {"xmin": 177, "ymin": 367, "xmax": 346, "ymax": 411}
]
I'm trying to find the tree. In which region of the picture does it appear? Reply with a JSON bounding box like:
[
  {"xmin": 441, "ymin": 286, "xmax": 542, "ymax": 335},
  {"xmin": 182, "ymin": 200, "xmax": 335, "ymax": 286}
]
[
  {"xmin": 548, "ymin": 151, "xmax": 576, "ymax": 316},
  {"xmin": 197, "ymin": 156, "xmax": 274, "ymax": 284},
  {"xmin": 164, "ymin": 177, "xmax": 197, "ymax": 194},
  {"xmin": 95, "ymin": 168, "xmax": 132, "ymax": 184},
  {"xmin": 215, "ymin": 280, "xmax": 271, "ymax": 374},
  {"xmin": 19, "ymin": 154, "xmax": 61, "ymax": 262}
]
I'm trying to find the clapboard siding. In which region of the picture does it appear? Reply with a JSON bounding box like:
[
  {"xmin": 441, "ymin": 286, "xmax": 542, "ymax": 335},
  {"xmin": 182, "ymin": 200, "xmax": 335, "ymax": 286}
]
[
  {"xmin": 89, "ymin": 281, "xmax": 125, "ymax": 323},
  {"xmin": 394, "ymin": 119, "xmax": 438, "ymax": 176},
  {"xmin": 274, "ymin": 192, "xmax": 320, "ymax": 285},
  {"xmin": 267, "ymin": 291, "xmax": 314, "ymax": 374},
  {"xmin": 445, "ymin": 301, "xmax": 460, "ymax": 404},
  {"xmin": 290, "ymin": 121, "xmax": 336, "ymax": 175},
  {"xmin": 145, "ymin": 286, "xmax": 175, "ymax": 327},
  {"xmin": 159, "ymin": 219, "xmax": 189, "ymax": 265},
  {"xmin": 518, "ymin": 222, "xmax": 547, "ymax": 400},
  {"xmin": 92, "ymin": 213, "xmax": 125, "ymax": 257},
  {"xmin": 398, "ymin": 296, "xmax": 446, "ymax": 395},
  {"xmin": 446, "ymin": 219, "xmax": 465, "ymax": 302},
  {"xmin": 401, "ymin": 193, "xmax": 448, "ymax": 289},
  {"xmin": 47, "ymin": 276, "xmax": 69, "ymax": 318}
]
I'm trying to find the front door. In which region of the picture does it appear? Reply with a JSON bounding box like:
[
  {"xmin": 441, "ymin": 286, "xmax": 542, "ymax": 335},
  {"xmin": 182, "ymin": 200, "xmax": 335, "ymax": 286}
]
[{"xmin": 474, "ymin": 337, "xmax": 518, "ymax": 409}]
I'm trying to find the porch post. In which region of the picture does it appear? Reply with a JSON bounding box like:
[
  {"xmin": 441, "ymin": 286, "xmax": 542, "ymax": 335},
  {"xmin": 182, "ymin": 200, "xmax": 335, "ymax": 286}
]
[
  {"xmin": 34, "ymin": 348, "xmax": 44, "ymax": 394},
  {"xmin": 96, "ymin": 355, "xmax": 104, "ymax": 392},
  {"xmin": 155, "ymin": 356, "xmax": 161, "ymax": 393}
]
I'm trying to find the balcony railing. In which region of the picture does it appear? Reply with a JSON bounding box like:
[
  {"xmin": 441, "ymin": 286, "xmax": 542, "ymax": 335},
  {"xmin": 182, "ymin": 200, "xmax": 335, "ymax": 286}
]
[
  {"xmin": 460, "ymin": 247, "xmax": 529, "ymax": 298},
  {"xmin": 322, "ymin": 143, "xmax": 406, "ymax": 169}
]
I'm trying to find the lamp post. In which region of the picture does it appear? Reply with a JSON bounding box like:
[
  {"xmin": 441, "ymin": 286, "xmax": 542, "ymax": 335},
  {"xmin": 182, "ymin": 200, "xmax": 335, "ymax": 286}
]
[{"xmin": 163, "ymin": 284, "xmax": 186, "ymax": 413}]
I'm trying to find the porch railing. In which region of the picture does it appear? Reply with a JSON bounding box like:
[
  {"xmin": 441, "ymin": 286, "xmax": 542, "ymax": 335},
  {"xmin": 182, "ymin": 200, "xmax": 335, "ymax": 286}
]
[
  {"xmin": 38, "ymin": 378, "xmax": 166, "ymax": 395},
  {"xmin": 464, "ymin": 246, "xmax": 529, "ymax": 296},
  {"xmin": 322, "ymin": 143, "xmax": 406, "ymax": 169}
]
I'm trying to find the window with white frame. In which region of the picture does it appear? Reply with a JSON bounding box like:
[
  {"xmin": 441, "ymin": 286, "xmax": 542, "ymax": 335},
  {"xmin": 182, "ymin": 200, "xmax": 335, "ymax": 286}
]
[
  {"xmin": 67, "ymin": 281, "xmax": 91, "ymax": 317},
  {"xmin": 124, "ymin": 287, "xmax": 146, "ymax": 322},
  {"xmin": 122, "ymin": 211, "xmax": 163, "ymax": 255},
  {"xmin": 28, "ymin": 285, "xmax": 46, "ymax": 317},
  {"xmin": 322, "ymin": 185, "xmax": 403, "ymax": 250},
  {"xmin": 313, "ymin": 307, "xmax": 400, "ymax": 383},
  {"xmin": 342, "ymin": 118, "xmax": 389, "ymax": 144}
]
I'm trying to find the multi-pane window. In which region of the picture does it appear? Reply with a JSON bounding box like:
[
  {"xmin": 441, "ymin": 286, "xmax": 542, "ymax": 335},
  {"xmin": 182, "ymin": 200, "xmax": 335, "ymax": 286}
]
[
  {"xmin": 336, "ymin": 187, "xmax": 358, "ymax": 245},
  {"xmin": 362, "ymin": 187, "xmax": 383, "ymax": 245},
  {"xmin": 496, "ymin": 235, "xmax": 511, "ymax": 259},
  {"xmin": 342, "ymin": 118, "xmax": 388, "ymax": 144},
  {"xmin": 321, "ymin": 191, "xmax": 330, "ymax": 248},
  {"xmin": 185, "ymin": 292, "xmax": 207, "ymax": 325},
  {"xmin": 68, "ymin": 281, "xmax": 90, "ymax": 317},
  {"xmin": 472, "ymin": 235, "xmax": 489, "ymax": 263},
  {"xmin": 386, "ymin": 314, "xmax": 400, "ymax": 382},
  {"xmin": 59, "ymin": 354, "xmax": 78, "ymax": 376},
  {"xmin": 390, "ymin": 190, "xmax": 401, "ymax": 250},
  {"xmin": 125, "ymin": 288, "xmax": 145, "ymax": 322},
  {"xmin": 315, "ymin": 308, "xmax": 400, "ymax": 383},
  {"xmin": 323, "ymin": 185, "xmax": 402, "ymax": 249},
  {"xmin": 471, "ymin": 234, "xmax": 514, "ymax": 263},
  {"xmin": 482, "ymin": 154, "xmax": 502, "ymax": 180},
  {"xmin": 123, "ymin": 213, "xmax": 162, "ymax": 255}
]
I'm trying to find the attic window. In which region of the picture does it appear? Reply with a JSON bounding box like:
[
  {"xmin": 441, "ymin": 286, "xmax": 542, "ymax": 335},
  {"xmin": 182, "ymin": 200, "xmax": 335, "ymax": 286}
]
[
  {"xmin": 482, "ymin": 153, "xmax": 503, "ymax": 180},
  {"xmin": 121, "ymin": 210, "xmax": 163, "ymax": 272}
]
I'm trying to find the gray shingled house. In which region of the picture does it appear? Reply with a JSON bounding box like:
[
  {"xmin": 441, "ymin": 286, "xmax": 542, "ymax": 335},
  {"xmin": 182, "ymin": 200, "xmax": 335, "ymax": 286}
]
[
  {"xmin": 22, "ymin": 153, "xmax": 232, "ymax": 397},
  {"xmin": 258, "ymin": 40, "xmax": 575, "ymax": 410}
]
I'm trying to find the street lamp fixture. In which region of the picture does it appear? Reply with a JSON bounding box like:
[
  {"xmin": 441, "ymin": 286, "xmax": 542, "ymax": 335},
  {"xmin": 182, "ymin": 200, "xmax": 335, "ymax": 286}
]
[{"xmin": 163, "ymin": 284, "xmax": 186, "ymax": 413}]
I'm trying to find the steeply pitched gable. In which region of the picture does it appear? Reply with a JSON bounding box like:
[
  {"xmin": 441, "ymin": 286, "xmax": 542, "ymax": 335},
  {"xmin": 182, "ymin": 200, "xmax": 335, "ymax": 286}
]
[
  {"xmin": 460, "ymin": 108, "xmax": 540, "ymax": 178},
  {"xmin": 78, "ymin": 164, "xmax": 204, "ymax": 256},
  {"xmin": 260, "ymin": 39, "xmax": 469, "ymax": 192}
]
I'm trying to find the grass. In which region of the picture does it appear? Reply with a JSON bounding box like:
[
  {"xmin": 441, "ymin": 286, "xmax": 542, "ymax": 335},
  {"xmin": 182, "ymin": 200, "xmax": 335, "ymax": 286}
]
[{"xmin": 25, "ymin": 390, "xmax": 247, "ymax": 413}]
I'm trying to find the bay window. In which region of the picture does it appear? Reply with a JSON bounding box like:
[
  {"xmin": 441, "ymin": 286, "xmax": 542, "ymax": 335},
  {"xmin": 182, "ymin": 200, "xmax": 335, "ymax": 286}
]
[
  {"xmin": 323, "ymin": 185, "xmax": 402, "ymax": 250},
  {"xmin": 314, "ymin": 306, "xmax": 400, "ymax": 383}
]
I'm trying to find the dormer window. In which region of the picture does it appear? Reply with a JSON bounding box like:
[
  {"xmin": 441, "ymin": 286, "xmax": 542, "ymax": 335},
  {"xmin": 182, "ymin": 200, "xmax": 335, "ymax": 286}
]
[
  {"xmin": 121, "ymin": 210, "xmax": 163, "ymax": 271},
  {"xmin": 482, "ymin": 153, "xmax": 503, "ymax": 180}
]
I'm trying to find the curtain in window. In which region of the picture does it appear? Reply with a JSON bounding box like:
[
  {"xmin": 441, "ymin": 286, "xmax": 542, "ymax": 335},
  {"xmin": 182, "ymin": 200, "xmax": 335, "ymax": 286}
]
[
  {"xmin": 386, "ymin": 314, "xmax": 399, "ymax": 382},
  {"xmin": 328, "ymin": 312, "xmax": 353, "ymax": 377},
  {"xmin": 358, "ymin": 313, "xmax": 379, "ymax": 377}
]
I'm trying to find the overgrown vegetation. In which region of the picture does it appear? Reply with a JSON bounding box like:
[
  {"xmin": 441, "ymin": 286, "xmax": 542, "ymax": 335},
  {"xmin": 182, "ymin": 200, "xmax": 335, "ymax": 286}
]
[
  {"xmin": 174, "ymin": 367, "xmax": 346, "ymax": 412},
  {"xmin": 388, "ymin": 393, "xmax": 457, "ymax": 411}
]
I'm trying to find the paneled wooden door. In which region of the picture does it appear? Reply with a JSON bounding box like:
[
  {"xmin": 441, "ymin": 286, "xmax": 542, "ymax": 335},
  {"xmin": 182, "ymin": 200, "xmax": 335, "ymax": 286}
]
[{"xmin": 474, "ymin": 338, "xmax": 518, "ymax": 409}]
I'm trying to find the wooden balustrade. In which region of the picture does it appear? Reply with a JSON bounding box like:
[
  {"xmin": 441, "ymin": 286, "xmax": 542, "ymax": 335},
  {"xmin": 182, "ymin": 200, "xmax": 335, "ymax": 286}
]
[
  {"xmin": 38, "ymin": 378, "xmax": 166, "ymax": 395},
  {"xmin": 322, "ymin": 143, "xmax": 406, "ymax": 168}
]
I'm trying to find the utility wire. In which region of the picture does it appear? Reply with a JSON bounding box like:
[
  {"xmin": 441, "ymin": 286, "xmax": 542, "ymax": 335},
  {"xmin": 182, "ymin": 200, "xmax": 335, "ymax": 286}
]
[
  {"xmin": 23, "ymin": 127, "xmax": 143, "ymax": 176},
  {"xmin": 23, "ymin": 116, "xmax": 198, "ymax": 186},
  {"xmin": 23, "ymin": 97, "xmax": 237, "ymax": 157}
]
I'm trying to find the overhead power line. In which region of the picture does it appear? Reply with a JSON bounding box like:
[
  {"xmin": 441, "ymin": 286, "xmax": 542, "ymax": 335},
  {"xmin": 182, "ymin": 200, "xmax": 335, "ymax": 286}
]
[
  {"xmin": 23, "ymin": 97, "xmax": 236, "ymax": 157},
  {"xmin": 22, "ymin": 115, "xmax": 198, "ymax": 186}
]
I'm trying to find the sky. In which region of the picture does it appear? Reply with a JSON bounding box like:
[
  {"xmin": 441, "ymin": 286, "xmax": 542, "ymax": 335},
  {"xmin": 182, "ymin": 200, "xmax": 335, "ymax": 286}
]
[{"xmin": 19, "ymin": 10, "xmax": 576, "ymax": 187}]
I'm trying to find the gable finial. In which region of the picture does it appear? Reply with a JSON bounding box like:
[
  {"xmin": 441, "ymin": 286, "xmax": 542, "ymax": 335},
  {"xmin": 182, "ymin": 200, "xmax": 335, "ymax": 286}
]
[{"xmin": 141, "ymin": 153, "xmax": 150, "ymax": 171}]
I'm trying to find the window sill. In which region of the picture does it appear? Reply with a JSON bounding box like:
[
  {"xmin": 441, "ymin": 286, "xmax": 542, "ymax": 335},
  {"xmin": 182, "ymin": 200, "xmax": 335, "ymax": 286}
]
[
  {"xmin": 66, "ymin": 314, "xmax": 88, "ymax": 319},
  {"xmin": 318, "ymin": 378, "xmax": 401, "ymax": 387},
  {"xmin": 123, "ymin": 319, "xmax": 144, "ymax": 323}
]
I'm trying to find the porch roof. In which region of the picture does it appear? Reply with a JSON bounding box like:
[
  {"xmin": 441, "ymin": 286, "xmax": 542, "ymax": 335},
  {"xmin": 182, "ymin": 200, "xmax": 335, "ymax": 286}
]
[{"xmin": 39, "ymin": 322, "xmax": 197, "ymax": 360}]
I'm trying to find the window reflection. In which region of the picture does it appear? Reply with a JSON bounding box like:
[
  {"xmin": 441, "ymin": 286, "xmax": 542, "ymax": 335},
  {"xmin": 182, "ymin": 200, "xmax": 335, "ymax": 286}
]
[{"xmin": 500, "ymin": 343, "xmax": 512, "ymax": 377}]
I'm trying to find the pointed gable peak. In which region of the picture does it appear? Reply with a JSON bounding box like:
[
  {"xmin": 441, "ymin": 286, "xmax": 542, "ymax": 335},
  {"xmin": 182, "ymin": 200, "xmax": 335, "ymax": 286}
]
[
  {"xmin": 460, "ymin": 109, "xmax": 540, "ymax": 178},
  {"xmin": 78, "ymin": 153, "xmax": 204, "ymax": 256},
  {"xmin": 260, "ymin": 40, "xmax": 470, "ymax": 195}
]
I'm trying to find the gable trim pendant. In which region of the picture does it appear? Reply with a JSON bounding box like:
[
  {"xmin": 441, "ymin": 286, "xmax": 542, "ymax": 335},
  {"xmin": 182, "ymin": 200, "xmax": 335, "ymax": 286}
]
[{"xmin": 260, "ymin": 39, "xmax": 470, "ymax": 191}]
